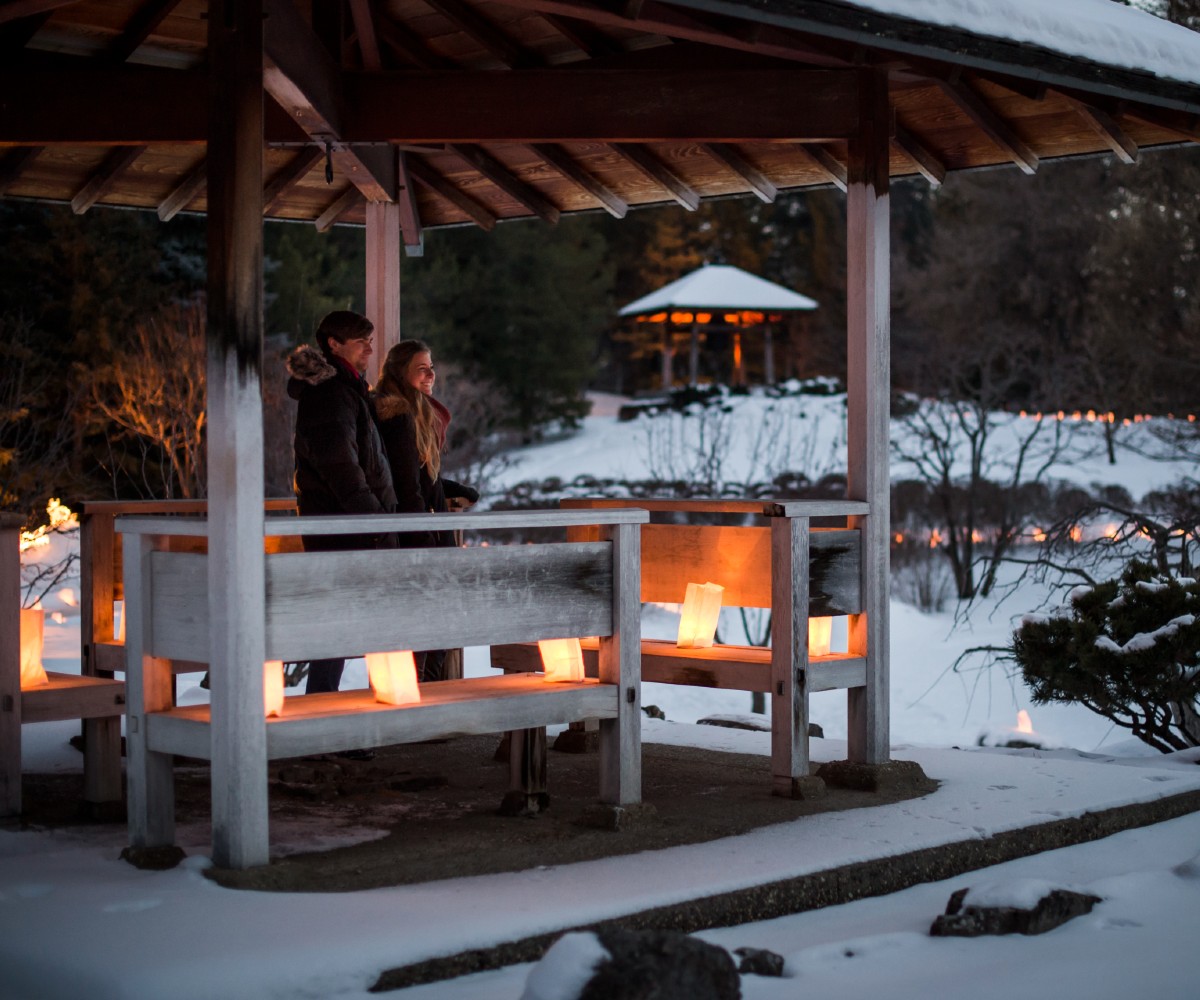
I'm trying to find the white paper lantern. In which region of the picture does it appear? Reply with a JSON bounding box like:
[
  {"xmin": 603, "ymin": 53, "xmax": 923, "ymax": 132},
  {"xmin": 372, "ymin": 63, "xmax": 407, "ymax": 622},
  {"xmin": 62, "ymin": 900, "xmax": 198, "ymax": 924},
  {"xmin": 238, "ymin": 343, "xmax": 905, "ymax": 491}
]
[
  {"xmin": 538, "ymin": 638, "xmax": 585, "ymax": 683},
  {"xmin": 264, "ymin": 660, "xmax": 285, "ymax": 717},
  {"xmin": 365, "ymin": 650, "xmax": 421, "ymax": 706},
  {"xmin": 677, "ymin": 581, "xmax": 724, "ymax": 649},
  {"xmin": 20, "ymin": 608, "xmax": 49, "ymax": 688},
  {"xmin": 808, "ymin": 616, "xmax": 833, "ymax": 656}
]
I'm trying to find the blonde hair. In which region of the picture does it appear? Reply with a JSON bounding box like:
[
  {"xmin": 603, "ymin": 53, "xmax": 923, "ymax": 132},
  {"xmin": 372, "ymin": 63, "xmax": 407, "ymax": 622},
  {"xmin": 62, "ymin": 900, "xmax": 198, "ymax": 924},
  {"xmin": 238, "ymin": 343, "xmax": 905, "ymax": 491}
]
[{"xmin": 377, "ymin": 339, "xmax": 441, "ymax": 478}]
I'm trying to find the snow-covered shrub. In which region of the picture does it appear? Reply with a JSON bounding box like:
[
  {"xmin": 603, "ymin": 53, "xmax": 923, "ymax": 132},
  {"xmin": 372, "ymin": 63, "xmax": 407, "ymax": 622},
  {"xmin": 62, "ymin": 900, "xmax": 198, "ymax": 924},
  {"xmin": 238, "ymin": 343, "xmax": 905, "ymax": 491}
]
[{"xmin": 1011, "ymin": 559, "xmax": 1200, "ymax": 752}]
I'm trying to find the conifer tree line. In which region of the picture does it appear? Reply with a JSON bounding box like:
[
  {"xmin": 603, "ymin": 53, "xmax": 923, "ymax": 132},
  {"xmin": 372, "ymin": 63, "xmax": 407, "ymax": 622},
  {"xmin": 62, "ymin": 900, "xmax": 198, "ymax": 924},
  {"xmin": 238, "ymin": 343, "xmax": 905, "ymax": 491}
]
[{"xmin": 1, "ymin": 0, "xmax": 1197, "ymax": 519}]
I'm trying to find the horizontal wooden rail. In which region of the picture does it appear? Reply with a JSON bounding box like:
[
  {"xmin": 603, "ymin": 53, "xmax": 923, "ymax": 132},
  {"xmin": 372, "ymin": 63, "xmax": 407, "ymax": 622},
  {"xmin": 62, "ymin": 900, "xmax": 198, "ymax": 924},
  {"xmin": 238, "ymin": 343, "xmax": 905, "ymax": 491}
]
[{"xmin": 561, "ymin": 498, "xmax": 870, "ymax": 518}]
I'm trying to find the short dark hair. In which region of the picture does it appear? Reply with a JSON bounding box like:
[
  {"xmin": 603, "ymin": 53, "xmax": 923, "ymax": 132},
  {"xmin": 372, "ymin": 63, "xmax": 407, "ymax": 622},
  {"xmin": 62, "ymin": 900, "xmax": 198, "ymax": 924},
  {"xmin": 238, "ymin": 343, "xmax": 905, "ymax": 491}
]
[{"xmin": 315, "ymin": 311, "xmax": 374, "ymax": 356}]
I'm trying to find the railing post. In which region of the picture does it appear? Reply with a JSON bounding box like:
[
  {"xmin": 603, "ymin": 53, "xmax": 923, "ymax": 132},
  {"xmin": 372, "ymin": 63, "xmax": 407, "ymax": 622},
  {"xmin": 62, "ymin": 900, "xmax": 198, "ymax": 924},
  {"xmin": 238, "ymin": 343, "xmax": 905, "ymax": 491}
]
[
  {"xmin": 1, "ymin": 514, "xmax": 24, "ymax": 816},
  {"xmin": 599, "ymin": 520, "xmax": 641, "ymax": 805}
]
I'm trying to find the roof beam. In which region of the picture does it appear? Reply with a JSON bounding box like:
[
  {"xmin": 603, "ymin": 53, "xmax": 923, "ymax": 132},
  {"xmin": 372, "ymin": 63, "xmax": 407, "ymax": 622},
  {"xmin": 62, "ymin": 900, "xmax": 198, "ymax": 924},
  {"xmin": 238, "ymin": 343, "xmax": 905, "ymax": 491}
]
[
  {"xmin": 0, "ymin": 10, "xmax": 52, "ymax": 52},
  {"xmin": 1052, "ymin": 94, "xmax": 1138, "ymax": 164},
  {"xmin": 405, "ymin": 155, "xmax": 497, "ymax": 231},
  {"xmin": 936, "ymin": 76, "xmax": 1039, "ymax": 174},
  {"xmin": 70, "ymin": 145, "xmax": 145, "ymax": 214},
  {"xmin": 0, "ymin": 1, "xmax": 79, "ymax": 25},
  {"xmin": 348, "ymin": 0, "xmax": 382, "ymax": 70},
  {"xmin": 530, "ymin": 143, "xmax": 627, "ymax": 217},
  {"xmin": 263, "ymin": 0, "xmax": 397, "ymax": 201},
  {"xmin": 157, "ymin": 156, "xmax": 206, "ymax": 221},
  {"xmin": 541, "ymin": 13, "xmax": 623, "ymax": 59},
  {"xmin": 448, "ymin": 143, "xmax": 561, "ymax": 223},
  {"xmin": 315, "ymin": 187, "xmax": 363, "ymax": 232},
  {"xmin": 0, "ymin": 145, "xmax": 41, "ymax": 195},
  {"xmin": 105, "ymin": 0, "xmax": 181, "ymax": 63},
  {"xmin": 343, "ymin": 67, "xmax": 858, "ymax": 142},
  {"xmin": 893, "ymin": 121, "xmax": 945, "ymax": 186},
  {"xmin": 396, "ymin": 151, "xmax": 424, "ymax": 254},
  {"xmin": 701, "ymin": 142, "xmax": 777, "ymax": 202},
  {"xmin": 376, "ymin": 16, "xmax": 455, "ymax": 70},
  {"xmin": 262, "ymin": 146, "xmax": 324, "ymax": 215},
  {"xmin": 423, "ymin": 0, "xmax": 536, "ymax": 69},
  {"xmin": 609, "ymin": 143, "xmax": 699, "ymax": 211}
]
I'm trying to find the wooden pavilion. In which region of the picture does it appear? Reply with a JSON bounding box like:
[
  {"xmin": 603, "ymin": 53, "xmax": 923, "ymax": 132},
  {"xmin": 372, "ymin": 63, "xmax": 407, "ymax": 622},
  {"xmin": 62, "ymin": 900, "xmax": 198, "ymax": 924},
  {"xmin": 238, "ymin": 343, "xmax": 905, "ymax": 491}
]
[{"xmin": 3, "ymin": 0, "xmax": 1200, "ymax": 870}]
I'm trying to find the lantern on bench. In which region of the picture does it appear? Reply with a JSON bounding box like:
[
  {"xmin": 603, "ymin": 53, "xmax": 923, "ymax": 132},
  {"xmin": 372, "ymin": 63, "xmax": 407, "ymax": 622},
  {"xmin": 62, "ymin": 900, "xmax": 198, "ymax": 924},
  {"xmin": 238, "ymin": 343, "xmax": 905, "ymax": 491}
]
[
  {"xmin": 264, "ymin": 660, "xmax": 285, "ymax": 717},
  {"xmin": 20, "ymin": 607, "xmax": 49, "ymax": 688},
  {"xmin": 365, "ymin": 650, "xmax": 421, "ymax": 706},
  {"xmin": 677, "ymin": 581, "xmax": 724, "ymax": 649},
  {"xmin": 808, "ymin": 617, "xmax": 833, "ymax": 657},
  {"xmin": 538, "ymin": 638, "xmax": 585, "ymax": 682}
]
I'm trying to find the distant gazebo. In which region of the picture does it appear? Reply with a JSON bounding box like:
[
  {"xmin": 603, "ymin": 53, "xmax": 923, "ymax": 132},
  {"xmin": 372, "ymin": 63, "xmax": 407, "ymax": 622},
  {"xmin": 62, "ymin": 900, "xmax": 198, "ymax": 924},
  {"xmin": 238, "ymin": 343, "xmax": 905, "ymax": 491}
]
[{"xmin": 619, "ymin": 264, "xmax": 818, "ymax": 389}]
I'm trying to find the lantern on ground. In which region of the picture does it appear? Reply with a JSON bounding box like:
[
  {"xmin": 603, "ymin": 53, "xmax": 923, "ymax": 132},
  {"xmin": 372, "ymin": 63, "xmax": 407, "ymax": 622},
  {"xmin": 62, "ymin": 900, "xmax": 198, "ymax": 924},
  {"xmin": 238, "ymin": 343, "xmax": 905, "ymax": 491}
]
[
  {"xmin": 20, "ymin": 608, "xmax": 49, "ymax": 688},
  {"xmin": 808, "ymin": 617, "xmax": 833, "ymax": 656},
  {"xmin": 365, "ymin": 650, "xmax": 421, "ymax": 705},
  {"xmin": 677, "ymin": 581, "xmax": 724, "ymax": 649},
  {"xmin": 264, "ymin": 660, "xmax": 285, "ymax": 717},
  {"xmin": 538, "ymin": 638, "xmax": 585, "ymax": 682}
]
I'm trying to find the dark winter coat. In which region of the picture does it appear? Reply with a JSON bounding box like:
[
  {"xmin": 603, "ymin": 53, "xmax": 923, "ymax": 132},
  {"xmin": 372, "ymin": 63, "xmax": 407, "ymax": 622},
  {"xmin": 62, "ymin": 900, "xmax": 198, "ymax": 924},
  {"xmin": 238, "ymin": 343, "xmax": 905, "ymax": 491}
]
[
  {"xmin": 287, "ymin": 345, "xmax": 397, "ymax": 551},
  {"xmin": 373, "ymin": 392, "xmax": 477, "ymax": 549}
]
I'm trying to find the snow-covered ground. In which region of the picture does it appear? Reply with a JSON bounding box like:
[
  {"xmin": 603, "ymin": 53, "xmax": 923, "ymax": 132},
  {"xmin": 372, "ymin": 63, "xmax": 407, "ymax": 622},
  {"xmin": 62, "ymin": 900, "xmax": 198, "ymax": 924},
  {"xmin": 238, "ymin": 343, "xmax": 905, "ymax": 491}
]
[{"xmin": 5, "ymin": 389, "xmax": 1199, "ymax": 999}]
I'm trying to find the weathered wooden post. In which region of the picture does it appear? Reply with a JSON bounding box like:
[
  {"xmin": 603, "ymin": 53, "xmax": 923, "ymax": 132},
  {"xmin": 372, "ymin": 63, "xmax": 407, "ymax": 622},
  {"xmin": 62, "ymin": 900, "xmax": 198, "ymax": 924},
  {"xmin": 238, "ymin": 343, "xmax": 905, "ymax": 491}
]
[
  {"xmin": 598, "ymin": 520, "xmax": 641, "ymax": 806},
  {"xmin": 0, "ymin": 513, "xmax": 23, "ymax": 816},
  {"xmin": 206, "ymin": 0, "xmax": 269, "ymax": 868},
  {"xmin": 845, "ymin": 70, "xmax": 891, "ymax": 765},
  {"xmin": 365, "ymin": 200, "xmax": 401, "ymax": 384}
]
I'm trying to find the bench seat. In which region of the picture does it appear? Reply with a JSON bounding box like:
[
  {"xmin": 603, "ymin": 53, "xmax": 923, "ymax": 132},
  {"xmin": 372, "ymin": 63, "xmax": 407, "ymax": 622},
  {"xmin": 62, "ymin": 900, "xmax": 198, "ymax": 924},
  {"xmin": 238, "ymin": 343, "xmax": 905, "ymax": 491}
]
[
  {"xmin": 145, "ymin": 673, "xmax": 618, "ymax": 761},
  {"xmin": 19, "ymin": 671, "xmax": 126, "ymax": 724}
]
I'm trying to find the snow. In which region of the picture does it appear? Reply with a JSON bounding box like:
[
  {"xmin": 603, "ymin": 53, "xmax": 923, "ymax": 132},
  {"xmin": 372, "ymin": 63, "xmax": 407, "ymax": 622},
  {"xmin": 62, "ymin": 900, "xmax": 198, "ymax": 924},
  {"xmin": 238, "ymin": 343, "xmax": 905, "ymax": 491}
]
[
  {"xmin": 5, "ymin": 391, "xmax": 1200, "ymax": 999},
  {"xmin": 518, "ymin": 933, "xmax": 608, "ymax": 1000},
  {"xmin": 618, "ymin": 264, "xmax": 818, "ymax": 316},
  {"xmin": 815, "ymin": 0, "xmax": 1200, "ymax": 88}
]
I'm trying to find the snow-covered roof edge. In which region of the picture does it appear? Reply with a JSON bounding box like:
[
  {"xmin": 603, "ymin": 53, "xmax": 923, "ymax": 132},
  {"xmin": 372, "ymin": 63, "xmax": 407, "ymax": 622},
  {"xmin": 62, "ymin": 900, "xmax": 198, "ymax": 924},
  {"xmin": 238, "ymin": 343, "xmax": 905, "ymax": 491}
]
[
  {"xmin": 619, "ymin": 264, "xmax": 819, "ymax": 315},
  {"xmin": 681, "ymin": 0, "xmax": 1200, "ymax": 111}
]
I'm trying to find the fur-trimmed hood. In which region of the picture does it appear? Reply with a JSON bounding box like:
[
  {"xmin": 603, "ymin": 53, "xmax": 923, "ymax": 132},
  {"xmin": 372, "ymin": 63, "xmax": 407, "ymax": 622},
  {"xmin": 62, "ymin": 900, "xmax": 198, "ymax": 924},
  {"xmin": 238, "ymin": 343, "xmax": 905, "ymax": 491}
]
[
  {"xmin": 286, "ymin": 344, "xmax": 337, "ymax": 386},
  {"xmin": 372, "ymin": 392, "xmax": 413, "ymax": 422}
]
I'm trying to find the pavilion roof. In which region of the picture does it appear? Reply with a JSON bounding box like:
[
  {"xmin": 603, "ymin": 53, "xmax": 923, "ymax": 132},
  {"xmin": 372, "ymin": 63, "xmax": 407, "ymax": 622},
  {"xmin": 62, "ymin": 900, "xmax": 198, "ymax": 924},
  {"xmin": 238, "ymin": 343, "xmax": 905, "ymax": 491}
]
[
  {"xmin": 618, "ymin": 264, "xmax": 817, "ymax": 316},
  {"xmin": 1, "ymin": 0, "xmax": 1198, "ymax": 239}
]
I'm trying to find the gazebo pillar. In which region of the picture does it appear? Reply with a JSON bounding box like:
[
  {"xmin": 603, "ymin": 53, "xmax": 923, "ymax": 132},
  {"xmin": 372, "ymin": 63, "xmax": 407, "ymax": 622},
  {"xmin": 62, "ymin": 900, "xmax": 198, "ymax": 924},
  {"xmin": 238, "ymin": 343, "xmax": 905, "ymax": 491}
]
[
  {"xmin": 845, "ymin": 71, "xmax": 891, "ymax": 764},
  {"xmin": 365, "ymin": 201, "xmax": 401, "ymax": 384},
  {"xmin": 205, "ymin": 0, "xmax": 269, "ymax": 868}
]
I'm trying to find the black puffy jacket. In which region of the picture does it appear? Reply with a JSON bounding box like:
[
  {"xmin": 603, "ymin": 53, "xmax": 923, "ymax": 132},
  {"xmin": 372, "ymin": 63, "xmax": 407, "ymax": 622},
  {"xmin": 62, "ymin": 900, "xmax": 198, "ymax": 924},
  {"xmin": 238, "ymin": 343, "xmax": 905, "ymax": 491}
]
[{"xmin": 286, "ymin": 345, "xmax": 397, "ymax": 549}]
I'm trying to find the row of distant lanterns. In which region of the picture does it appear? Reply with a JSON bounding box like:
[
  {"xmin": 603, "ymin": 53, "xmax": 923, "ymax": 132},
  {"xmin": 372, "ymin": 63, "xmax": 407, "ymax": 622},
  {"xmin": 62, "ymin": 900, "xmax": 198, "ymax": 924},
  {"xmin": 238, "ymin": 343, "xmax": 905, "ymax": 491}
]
[
  {"xmin": 635, "ymin": 311, "xmax": 784, "ymax": 326},
  {"xmin": 1016, "ymin": 409, "xmax": 1197, "ymax": 424}
]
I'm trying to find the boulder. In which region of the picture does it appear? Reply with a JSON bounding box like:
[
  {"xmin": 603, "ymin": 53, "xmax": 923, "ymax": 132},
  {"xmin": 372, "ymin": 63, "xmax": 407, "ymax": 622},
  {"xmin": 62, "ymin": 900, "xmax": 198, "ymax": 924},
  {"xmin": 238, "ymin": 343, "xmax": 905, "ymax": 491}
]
[{"xmin": 931, "ymin": 883, "xmax": 1102, "ymax": 937}]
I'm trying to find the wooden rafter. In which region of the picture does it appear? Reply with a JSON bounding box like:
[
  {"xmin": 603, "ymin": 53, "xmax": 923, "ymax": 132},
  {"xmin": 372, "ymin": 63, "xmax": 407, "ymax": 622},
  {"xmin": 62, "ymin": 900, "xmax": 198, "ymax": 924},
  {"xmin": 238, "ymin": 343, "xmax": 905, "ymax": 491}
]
[
  {"xmin": 105, "ymin": 0, "xmax": 181, "ymax": 63},
  {"xmin": 348, "ymin": 0, "xmax": 383, "ymax": 71},
  {"xmin": 793, "ymin": 143, "xmax": 846, "ymax": 192},
  {"xmin": 70, "ymin": 145, "xmax": 145, "ymax": 214},
  {"xmin": 0, "ymin": 1, "xmax": 78, "ymax": 26},
  {"xmin": 494, "ymin": 0, "xmax": 848, "ymax": 67},
  {"xmin": 1117, "ymin": 103, "xmax": 1200, "ymax": 143},
  {"xmin": 541, "ymin": 12, "xmax": 623, "ymax": 59},
  {"xmin": 395, "ymin": 151, "xmax": 424, "ymax": 253},
  {"xmin": 1055, "ymin": 94, "xmax": 1138, "ymax": 164},
  {"xmin": 314, "ymin": 186, "xmax": 362, "ymax": 232},
  {"xmin": 157, "ymin": 156, "xmax": 206, "ymax": 221},
  {"xmin": 423, "ymin": 0, "xmax": 536, "ymax": 69},
  {"xmin": 262, "ymin": 146, "xmax": 324, "ymax": 215},
  {"xmin": 0, "ymin": 9, "xmax": 52, "ymax": 51},
  {"xmin": 377, "ymin": 13, "xmax": 454, "ymax": 70},
  {"xmin": 448, "ymin": 143, "xmax": 561, "ymax": 223},
  {"xmin": 701, "ymin": 142, "xmax": 777, "ymax": 202},
  {"xmin": 262, "ymin": 0, "xmax": 396, "ymax": 202},
  {"xmin": 893, "ymin": 122, "xmax": 945, "ymax": 187},
  {"xmin": 0, "ymin": 145, "xmax": 42, "ymax": 196},
  {"xmin": 530, "ymin": 143, "xmax": 627, "ymax": 217},
  {"xmin": 609, "ymin": 143, "xmax": 698, "ymax": 211},
  {"xmin": 405, "ymin": 154, "xmax": 497, "ymax": 231},
  {"xmin": 936, "ymin": 76, "xmax": 1039, "ymax": 174}
]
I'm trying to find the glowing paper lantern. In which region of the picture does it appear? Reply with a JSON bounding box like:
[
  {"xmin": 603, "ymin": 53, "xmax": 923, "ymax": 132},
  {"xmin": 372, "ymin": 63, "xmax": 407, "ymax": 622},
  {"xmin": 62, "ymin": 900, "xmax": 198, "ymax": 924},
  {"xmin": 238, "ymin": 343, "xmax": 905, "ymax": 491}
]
[
  {"xmin": 264, "ymin": 660, "xmax": 285, "ymax": 718},
  {"xmin": 808, "ymin": 616, "xmax": 833, "ymax": 657},
  {"xmin": 365, "ymin": 650, "xmax": 421, "ymax": 706},
  {"xmin": 538, "ymin": 638, "xmax": 585, "ymax": 683},
  {"xmin": 20, "ymin": 608, "xmax": 49, "ymax": 688},
  {"xmin": 114, "ymin": 600, "xmax": 125, "ymax": 642},
  {"xmin": 677, "ymin": 581, "xmax": 724, "ymax": 649}
]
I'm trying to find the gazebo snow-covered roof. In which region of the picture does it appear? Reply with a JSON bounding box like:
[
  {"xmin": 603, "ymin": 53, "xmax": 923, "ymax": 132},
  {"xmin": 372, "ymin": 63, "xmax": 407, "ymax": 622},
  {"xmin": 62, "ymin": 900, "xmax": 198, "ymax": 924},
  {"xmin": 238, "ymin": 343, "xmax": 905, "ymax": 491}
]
[{"xmin": 618, "ymin": 264, "xmax": 818, "ymax": 318}]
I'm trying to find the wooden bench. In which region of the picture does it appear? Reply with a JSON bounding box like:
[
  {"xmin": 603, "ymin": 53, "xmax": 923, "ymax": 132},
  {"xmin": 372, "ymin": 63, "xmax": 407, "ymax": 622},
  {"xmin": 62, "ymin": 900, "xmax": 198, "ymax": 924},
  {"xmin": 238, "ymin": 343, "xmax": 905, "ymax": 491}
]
[
  {"xmin": 492, "ymin": 498, "xmax": 868, "ymax": 797},
  {"xmin": 1, "ymin": 512, "xmax": 124, "ymax": 816},
  {"xmin": 117, "ymin": 507, "xmax": 646, "ymax": 857}
]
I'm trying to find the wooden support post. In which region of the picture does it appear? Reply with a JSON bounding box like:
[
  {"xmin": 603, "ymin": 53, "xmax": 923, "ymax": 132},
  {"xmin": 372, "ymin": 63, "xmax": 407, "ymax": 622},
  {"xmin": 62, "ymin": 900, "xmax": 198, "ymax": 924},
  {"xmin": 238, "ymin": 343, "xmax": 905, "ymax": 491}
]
[
  {"xmin": 124, "ymin": 532, "xmax": 176, "ymax": 847},
  {"xmin": 1, "ymin": 514, "xmax": 23, "ymax": 816},
  {"xmin": 206, "ymin": 0, "xmax": 270, "ymax": 869},
  {"xmin": 688, "ymin": 324, "xmax": 700, "ymax": 385},
  {"xmin": 763, "ymin": 325, "xmax": 775, "ymax": 385},
  {"xmin": 770, "ymin": 514, "xmax": 811, "ymax": 796},
  {"xmin": 365, "ymin": 200, "xmax": 401, "ymax": 385},
  {"xmin": 598, "ymin": 521, "xmax": 640, "ymax": 805},
  {"xmin": 845, "ymin": 70, "xmax": 891, "ymax": 765},
  {"xmin": 660, "ymin": 322, "xmax": 673, "ymax": 389}
]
